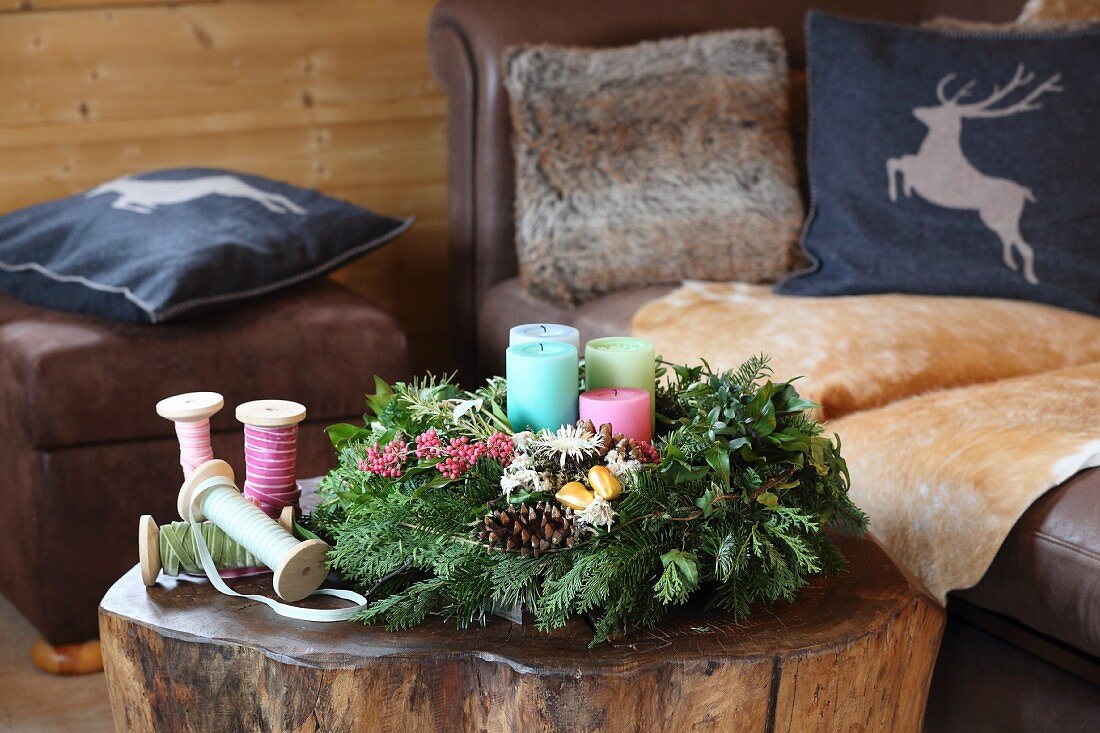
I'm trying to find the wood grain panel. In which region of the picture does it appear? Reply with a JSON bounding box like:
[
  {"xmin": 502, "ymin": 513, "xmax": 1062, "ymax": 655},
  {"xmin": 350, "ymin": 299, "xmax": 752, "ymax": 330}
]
[
  {"xmin": 0, "ymin": 102, "xmax": 446, "ymax": 208},
  {"xmin": 0, "ymin": 0, "xmax": 451, "ymax": 371},
  {"xmin": 1, "ymin": 0, "xmax": 436, "ymax": 127},
  {"xmin": 0, "ymin": 1, "xmax": 216, "ymax": 12}
]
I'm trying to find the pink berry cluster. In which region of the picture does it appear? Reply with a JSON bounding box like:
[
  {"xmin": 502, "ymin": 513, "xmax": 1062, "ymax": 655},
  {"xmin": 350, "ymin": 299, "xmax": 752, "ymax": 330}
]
[
  {"xmin": 485, "ymin": 432, "xmax": 514, "ymax": 467},
  {"xmin": 634, "ymin": 441, "xmax": 661, "ymax": 464},
  {"xmin": 436, "ymin": 436, "xmax": 487, "ymax": 479},
  {"xmin": 359, "ymin": 438, "xmax": 408, "ymax": 478},
  {"xmin": 414, "ymin": 428, "xmax": 445, "ymax": 460},
  {"xmin": 360, "ymin": 429, "xmax": 517, "ymax": 481}
]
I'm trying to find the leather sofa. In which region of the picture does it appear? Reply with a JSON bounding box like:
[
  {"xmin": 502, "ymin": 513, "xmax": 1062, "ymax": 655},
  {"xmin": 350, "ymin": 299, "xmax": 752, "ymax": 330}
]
[
  {"xmin": 428, "ymin": 0, "xmax": 1100, "ymax": 729},
  {"xmin": 0, "ymin": 280, "xmax": 408, "ymax": 657}
]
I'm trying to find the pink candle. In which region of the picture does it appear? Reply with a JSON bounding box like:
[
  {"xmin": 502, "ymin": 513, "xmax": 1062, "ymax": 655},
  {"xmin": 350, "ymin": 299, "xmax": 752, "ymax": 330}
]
[{"xmin": 579, "ymin": 387, "xmax": 651, "ymax": 442}]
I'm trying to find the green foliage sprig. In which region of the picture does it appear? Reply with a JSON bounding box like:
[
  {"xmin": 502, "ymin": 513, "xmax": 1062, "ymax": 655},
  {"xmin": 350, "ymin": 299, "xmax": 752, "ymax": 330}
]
[{"xmin": 307, "ymin": 356, "xmax": 867, "ymax": 644}]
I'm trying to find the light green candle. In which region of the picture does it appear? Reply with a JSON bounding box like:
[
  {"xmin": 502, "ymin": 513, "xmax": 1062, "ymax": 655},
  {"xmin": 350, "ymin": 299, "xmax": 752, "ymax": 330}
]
[
  {"xmin": 584, "ymin": 337, "xmax": 656, "ymax": 429},
  {"xmin": 506, "ymin": 341, "xmax": 579, "ymax": 431}
]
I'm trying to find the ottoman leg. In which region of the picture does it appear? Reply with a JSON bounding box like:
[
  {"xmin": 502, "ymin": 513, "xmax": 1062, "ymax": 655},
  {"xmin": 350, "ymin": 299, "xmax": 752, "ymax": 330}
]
[{"xmin": 31, "ymin": 638, "xmax": 103, "ymax": 675}]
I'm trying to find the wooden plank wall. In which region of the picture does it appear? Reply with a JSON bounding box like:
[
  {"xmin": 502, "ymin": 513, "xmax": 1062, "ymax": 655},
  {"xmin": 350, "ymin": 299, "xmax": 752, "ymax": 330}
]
[{"xmin": 0, "ymin": 0, "xmax": 449, "ymax": 372}]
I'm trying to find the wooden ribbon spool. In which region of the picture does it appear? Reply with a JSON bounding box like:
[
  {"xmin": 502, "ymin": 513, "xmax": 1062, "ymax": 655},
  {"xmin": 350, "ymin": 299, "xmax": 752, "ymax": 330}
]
[
  {"xmin": 175, "ymin": 460, "xmax": 330, "ymax": 602},
  {"xmin": 155, "ymin": 391, "xmax": 225, "ymax": 423},
  {"xmin": 236, "ymin": 399, "xmax": 307, "ymax": 517},
  {"xmin": 235, "ymin": 399, "xmax": 307, "ymax": 428},
  {"xmin": 156, "ymin": 391, "xmax": 225, "ymax": 480},
  {"xmin": 139, "ymin": 506, "xmax": 297, "ymax": 587}
]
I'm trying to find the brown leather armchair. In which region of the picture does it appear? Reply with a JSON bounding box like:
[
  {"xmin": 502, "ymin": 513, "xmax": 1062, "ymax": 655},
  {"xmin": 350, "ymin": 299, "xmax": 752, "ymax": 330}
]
[{"xmin": 428, "ymin": 0, "xmax": 1100, "ymax": 729}]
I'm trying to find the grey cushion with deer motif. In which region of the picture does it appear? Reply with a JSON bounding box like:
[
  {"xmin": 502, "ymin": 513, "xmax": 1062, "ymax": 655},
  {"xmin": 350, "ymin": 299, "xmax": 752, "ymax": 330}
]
[
  {"xmin": 779, "ymin": 12, "xmax": 1100, "ymax": 316},
  {"xmin": 0, "ymin": 168, "xmax": 412, "ymax": 323}
]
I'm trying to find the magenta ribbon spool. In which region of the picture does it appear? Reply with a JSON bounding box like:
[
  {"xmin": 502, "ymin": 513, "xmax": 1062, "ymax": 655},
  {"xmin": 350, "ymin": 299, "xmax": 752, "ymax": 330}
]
[
  {"xmin": 243, "ymin": 424, "xmax": 301, "ymax": 516},
  {"xmin": 236, "ymin": 400, "xmax": 308, "ymax": 519}
]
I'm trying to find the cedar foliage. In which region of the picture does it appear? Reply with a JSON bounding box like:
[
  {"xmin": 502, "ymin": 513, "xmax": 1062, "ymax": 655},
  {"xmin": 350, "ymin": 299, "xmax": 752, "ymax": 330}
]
[{"xmin": 307, "ymin": 356, "xmax": 868, "ymax": 644}]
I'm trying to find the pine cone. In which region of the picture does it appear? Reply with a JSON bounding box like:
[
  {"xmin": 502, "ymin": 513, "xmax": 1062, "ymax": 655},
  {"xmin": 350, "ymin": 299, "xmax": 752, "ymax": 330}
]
[
  {"xmin": 477, "ymin": 501, "xmax": 576, "ymax": 557},
  {"xmin": 608, "ymin": 433, "xmax": 658, "ymax": 463},
  {"xmin": 581, "ymin": 419, "xmax": 615, "ymax": 458}
]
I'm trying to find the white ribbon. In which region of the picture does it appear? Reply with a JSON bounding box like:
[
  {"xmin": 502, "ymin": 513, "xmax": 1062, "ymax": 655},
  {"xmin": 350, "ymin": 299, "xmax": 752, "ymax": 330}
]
[{"xmin": 188, "ymin": 476, "xmax": 368, "ymax": 622}]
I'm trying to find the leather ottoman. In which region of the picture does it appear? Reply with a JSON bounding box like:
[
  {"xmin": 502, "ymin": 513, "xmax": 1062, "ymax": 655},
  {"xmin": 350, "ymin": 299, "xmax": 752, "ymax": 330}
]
[{"xmin": 0, "ymin": 279, "xmax": 408, "ymax": 665}]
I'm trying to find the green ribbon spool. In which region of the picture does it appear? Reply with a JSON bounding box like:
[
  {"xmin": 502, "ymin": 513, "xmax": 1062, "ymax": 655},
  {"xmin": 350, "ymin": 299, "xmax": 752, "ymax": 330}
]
[{"xmin": 158, "ymin": 521, "xmax": 264, "ymax": 576}]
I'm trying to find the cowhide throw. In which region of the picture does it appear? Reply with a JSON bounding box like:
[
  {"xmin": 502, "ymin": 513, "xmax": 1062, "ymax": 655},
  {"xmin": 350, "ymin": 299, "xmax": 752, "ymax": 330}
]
[
  {"xmin": 832, "ymin": 363, "xmax": 1100, "ymax": 601},
  {"xmin": 505, "ymin": 30, "xmax": 802, "ymax": 307},
  {"xmin": 1019, "ymin": 0, "xmax": 1100, "ymax": 23},
  {"xmin": 631, "ymin": 282, "xmax": 1100, "ymax": 598},
  {"xmin": 631, "ymin": 281, "xmax": 1100, "ymax": 419}
]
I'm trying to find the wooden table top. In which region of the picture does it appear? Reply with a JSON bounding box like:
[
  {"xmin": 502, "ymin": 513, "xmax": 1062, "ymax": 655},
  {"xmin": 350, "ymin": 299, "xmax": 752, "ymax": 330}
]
[{"xmin": 100, "ymin": 533, "xmax": 931, "ymax": 672}]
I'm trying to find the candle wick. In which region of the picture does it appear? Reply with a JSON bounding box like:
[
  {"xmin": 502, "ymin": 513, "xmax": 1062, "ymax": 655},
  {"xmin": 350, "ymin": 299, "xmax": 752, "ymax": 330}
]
[
  {"xmin": 539, "ymin": 343, "xmax": 544, "ymax": 352},
  {"xmin": 613, "ymin": 389, "xmax": 618, "ymax": 397},
  {"xmin": 540, "ymin": 325, "xmax": 547, "ymax": 333}
]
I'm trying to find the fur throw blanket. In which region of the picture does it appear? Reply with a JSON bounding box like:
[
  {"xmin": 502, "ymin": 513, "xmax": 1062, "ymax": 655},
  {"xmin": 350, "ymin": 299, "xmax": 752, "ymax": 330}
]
[
  {"xmin": 831, "ymin": 363, "xmax": 1100, "ymax": 600},
  {"xmin": 633, "ymin": 282, "xmax": 1100, "ymax": 419},
  {"xmin": 632, "ymin": 282, "xmax": 1100, "ymax": 599}
]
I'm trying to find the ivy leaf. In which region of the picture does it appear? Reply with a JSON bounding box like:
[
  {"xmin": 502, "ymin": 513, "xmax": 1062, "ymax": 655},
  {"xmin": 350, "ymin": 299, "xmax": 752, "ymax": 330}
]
[
  {"xmin": 660, "ymin": 550, "xmax": 700, "ymax": 590},
  {"xmin": 660, "ymin": 443, "xmax": 710, "ymax": 485},
  {"xmin": 705, "ymin": 442, "xmax": 730, "ymax": 486},
  {"xmin": 727, "ymin": 437, "xmax": 751, "ymax": 451},
  {"xmin": 754, "ymin": 400, "xmax": 777, "ymax": 437},
  {"xmin": 809, "ymin": 435, "xmax": 833, "ymax": 476},
  {"xmin": 365, "ymin": 376, "xmax": 394, "ymax": 418},
  {"xmin": 695, "ymin": 486, "xmax": 716, "ymax": 517},
  {"xmin": 325, "ymin": 423, "xmax": 371, "ymax": 450},
  {"xmin": 767, "ymin": 429, "xmax": 810, "ymax": 452},
  {"xmin": 508, "ymin": 489, "xmax": 535, "ymax": 505},
  {"xmin": 773, "ymin": 383, "xmax": 819, "ymax": 415},
  {"xmin": 415, "ymin": 473, "xmax": 457, "ymax": 493},
  {"xmin": 745, "ymin": 382, "xmax": 777, "ymax": 437},
  {"xmin": 757, "ymin": 491, "xmax": 779, "ymax": 508}
]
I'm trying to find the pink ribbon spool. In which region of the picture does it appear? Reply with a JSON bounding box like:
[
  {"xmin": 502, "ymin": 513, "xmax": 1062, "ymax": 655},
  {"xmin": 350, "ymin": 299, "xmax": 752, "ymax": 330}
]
[
  {"xmin": 236, "ymin": 400, "xmax": 307, "ymax": 519},
  {"xmin": 156, "ymin": 392, "xmax": 225, "ymax": 481}
]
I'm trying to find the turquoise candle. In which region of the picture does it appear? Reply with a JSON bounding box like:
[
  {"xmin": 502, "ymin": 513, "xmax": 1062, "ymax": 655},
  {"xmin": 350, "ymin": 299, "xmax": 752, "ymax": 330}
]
[
  {"xmin": 584, "ymin": 337, "xmax": 656, "ymax": 428},
  {"xmin": 506, "ymin": 341, "xmax": 579, "ymax": 431}
]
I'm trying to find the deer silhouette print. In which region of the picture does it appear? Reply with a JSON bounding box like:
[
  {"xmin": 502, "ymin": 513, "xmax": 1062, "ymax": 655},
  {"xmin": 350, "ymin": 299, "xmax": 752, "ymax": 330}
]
[
  {"xmin": 86, "ymin": 174, "xmax": 307, "ymax": 215},
  {"xmin": 887, "ymin": 65, "xmax": 1062, "ymax": 285}
]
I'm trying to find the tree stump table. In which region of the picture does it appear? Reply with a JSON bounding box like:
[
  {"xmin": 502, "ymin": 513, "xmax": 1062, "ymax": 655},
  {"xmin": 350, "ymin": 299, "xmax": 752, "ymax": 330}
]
[{"xmin": 100, "ymin": 535, "xmax": 944, "ymax": 732}]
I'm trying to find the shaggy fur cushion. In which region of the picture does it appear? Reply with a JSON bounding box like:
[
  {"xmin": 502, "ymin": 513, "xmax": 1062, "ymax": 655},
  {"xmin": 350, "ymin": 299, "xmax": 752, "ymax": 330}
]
[{"xmin": 505, "ymin": 30, "xmax": 802, "ymax": 307}]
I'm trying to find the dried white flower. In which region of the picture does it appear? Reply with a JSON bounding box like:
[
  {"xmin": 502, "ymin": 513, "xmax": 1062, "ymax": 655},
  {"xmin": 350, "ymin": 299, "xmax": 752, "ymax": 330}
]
[
  {"xmin": 576, "ymin": 495, "xmax": 617, "ymax": 531},
  {"xmin": 509, "ymin": 452, "xmax": 534, "ymax": 470},
  {"xmin": 511, "ymin": 431, "xmax": 536, "ymax": 452},
  {"xmin": 532, "ymin": 424, "xmax": 602, "ymax": 468},
  {"xmin": 499, "ymin": 454, "xmax": 551, "ymax": 496},
  {"xmin": 500, "ymin": 469, "xmax": 535, "ymax": 496},
  {"xmin": 605, "ymin": 450, "xmax": 642, "ymax": 479}
]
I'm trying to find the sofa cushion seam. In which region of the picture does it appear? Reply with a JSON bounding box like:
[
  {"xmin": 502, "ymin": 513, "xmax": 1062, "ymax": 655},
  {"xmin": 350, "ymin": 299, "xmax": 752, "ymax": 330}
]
[{"xmin": 1030, "ymin": 528, "xmax": 1100, "ymax": 565}]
